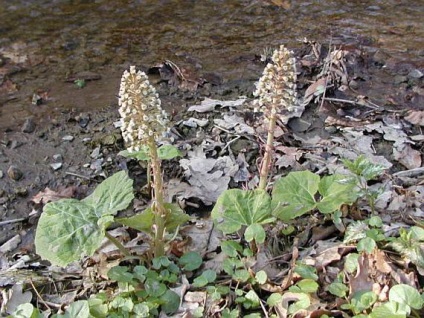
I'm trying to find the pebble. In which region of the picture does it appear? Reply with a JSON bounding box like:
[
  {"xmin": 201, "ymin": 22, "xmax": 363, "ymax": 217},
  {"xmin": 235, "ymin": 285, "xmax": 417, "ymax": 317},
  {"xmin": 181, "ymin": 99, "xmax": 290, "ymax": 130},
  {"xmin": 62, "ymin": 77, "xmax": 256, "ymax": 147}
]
[
  {"xmin": 408, "ymin": 69, "xmax": 423, "ymax": 79},
  {"xmin": 50, "ymin": 162, "xmax": 63, "ymax": 171},
  {"xmin": 7, "ymin": 165, "xmax": 23, "ymax": 181},
  {"xmin": 21, "ymin": 117, "xmax": 36, "ymax": 133},
  {"xmin": 53, "ymin": 154, "xmax": 63, "ymax": 161},
  {"xmin": 0, "ymin": 170, "xmax": 3, "ymax": 179},
  {"xmin": 62, "ymin": 135, "xmax": 74, "ymax": 141},
  {"xmin": 90, "ymin": 146, "xmax": 101, "ymax": 159}
]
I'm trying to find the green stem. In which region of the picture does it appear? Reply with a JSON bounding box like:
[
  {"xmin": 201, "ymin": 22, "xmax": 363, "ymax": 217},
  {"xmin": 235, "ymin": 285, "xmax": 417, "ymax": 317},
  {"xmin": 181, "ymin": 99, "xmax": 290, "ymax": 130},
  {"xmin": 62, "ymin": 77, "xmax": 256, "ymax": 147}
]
[
  {"xmin": 258, "ymin": 107, "xmax": 277, "ymax": 191},
  {"xmin": 148, "ymin": 138, "xmax": 167, "ymax": 257},
  {"xmin": 105, "ymin": 231, "xmax": 131, "ymax": 257}
]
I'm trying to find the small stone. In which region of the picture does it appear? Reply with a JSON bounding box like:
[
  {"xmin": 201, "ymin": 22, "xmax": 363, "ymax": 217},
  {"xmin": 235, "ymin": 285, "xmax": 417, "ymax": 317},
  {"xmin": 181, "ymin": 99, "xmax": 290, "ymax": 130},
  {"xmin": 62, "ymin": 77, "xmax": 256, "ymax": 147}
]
[
  {"xmin": 62, "ymin": 135, "xmax": 74, "ymax": 141},
  {"xmin": 10, "ymin": 140, "xmax": 23, "ymax": 149},
  {"xmin": 7, "ymin": 165, "xmax": 23, "ymax": 181},
  {"xmin": 90, "ymin": 146, "xmax": 101, "ymax": 159},
  {"xmin": 0, "ymin": 170, "xmax": 3, "ymax": 179},
  {"xmin": 22, "ymin": 117, "xmax": 36, "ymax": 133},
  {"xmin": 53, "ymin": 154, "xmax": 62, "ymax": 161},
  {"xmin": 32, "ymin": 93, "xmax": 42, "ymax": 105},
  {"xmin": 50, "ymin": 162, "xmax": 63, "ymax": 171},
  {"xmin": 408, "ymin": 69, "xmax": 423, "ymax": 79}
]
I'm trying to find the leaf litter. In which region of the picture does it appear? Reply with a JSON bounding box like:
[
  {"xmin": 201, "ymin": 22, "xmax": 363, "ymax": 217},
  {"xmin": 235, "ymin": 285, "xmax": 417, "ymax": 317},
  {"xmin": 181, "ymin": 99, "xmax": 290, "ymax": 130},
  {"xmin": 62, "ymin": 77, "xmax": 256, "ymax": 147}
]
[{"xmin": 1, "ymin": 39, "xmax": 424, "ymax": 317}]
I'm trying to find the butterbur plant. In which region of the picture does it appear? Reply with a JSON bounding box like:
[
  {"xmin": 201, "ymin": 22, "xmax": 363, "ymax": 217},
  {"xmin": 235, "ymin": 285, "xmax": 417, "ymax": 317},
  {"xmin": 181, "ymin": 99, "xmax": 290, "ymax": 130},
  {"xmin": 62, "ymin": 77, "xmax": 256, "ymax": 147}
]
[
  {"xmin": 35, "ymin": 66, "xmax": 186, "ymax": 267},
  {"xmin": 212, "ymin": 45, "xmax": 298, "ymax": 252},
  {"xmin": 117, "ymin": 66, "xmax": 170, "ymax": 257}
]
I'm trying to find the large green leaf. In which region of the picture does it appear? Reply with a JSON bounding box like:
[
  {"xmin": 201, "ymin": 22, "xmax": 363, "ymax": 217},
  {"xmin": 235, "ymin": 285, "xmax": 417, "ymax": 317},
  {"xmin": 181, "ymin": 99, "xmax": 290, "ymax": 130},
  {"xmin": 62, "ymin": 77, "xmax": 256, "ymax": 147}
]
[
  {"xmin": 35, "ymin": 172, "xmax": 134, "ymax": 266},
  {"xmin": 116, "ymin": 203, "xmax": 190, "ymax": 233},
  {"xmin": 83, "ymin": 171, "xmax": 134, "ymax": 216},
  {"xmin": 271, "ymin": 171, "xmax": 319, "ymax": 221},
  {"xmin": 317, "ymin": 174, "xmax": 357, "ymax": 213},
  {"xmin": 211, "ymin": 189, "xmax": 274, "ymax": 234}
]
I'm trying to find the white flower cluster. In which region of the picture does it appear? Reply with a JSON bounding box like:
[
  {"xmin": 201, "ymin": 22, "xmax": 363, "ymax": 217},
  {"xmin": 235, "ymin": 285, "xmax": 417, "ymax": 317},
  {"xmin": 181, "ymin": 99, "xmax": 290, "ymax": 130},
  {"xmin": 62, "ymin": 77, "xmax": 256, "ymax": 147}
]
[
  {"xmin": 253, "ymin": 45, "xmax": 298, "ymax": 117},
  {"xmin": 118, "ymin": 66, "xmax": 169, "ymax": 152}
]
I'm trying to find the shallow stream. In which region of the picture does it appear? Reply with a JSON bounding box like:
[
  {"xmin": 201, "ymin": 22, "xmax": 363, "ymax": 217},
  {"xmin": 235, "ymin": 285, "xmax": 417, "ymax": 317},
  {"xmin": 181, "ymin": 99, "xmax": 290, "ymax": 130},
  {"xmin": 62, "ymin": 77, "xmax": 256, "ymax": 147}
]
[{"xmin": 0, "ymin": 0, "xmax": 423, "ymax": 129}]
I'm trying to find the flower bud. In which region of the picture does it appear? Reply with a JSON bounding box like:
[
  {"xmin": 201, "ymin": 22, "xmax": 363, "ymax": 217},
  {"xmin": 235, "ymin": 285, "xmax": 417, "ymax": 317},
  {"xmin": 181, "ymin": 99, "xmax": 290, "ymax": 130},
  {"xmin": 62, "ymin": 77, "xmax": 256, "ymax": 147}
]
[{"xmin": 118, "ymin": 66, "xmax": 169, "ymax": 152}]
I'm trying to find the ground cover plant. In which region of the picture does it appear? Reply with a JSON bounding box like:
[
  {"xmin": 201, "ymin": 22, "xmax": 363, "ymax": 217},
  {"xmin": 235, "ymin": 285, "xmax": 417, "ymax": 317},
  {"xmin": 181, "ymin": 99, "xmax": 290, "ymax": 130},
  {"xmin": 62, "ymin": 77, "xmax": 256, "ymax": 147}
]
[{"xmin": 4, "ymin": 44, "xmax": 424, "ymax": 317}]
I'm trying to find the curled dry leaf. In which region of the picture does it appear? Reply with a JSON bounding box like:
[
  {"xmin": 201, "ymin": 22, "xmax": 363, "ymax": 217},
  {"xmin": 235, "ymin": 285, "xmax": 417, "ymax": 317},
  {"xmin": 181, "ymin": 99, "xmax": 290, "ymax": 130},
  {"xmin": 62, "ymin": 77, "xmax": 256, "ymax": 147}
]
[{"xmin": 31, "ymin": 186, "xmax": 76, "ymax": 204}]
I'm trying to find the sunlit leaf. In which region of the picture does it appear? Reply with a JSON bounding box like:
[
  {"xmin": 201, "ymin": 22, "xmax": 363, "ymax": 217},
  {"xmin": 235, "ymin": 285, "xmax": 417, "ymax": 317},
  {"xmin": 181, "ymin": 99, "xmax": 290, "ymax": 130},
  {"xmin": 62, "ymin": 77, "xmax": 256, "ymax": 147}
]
[
  {"xmin": 370, "ymin": 301, "xmax": 408, "ymax": 318},
  {"xmin": 83, "ymin": 171, "xmax": 134, "ymax": 216},
  {"xmin": 389, "ymin": 284, "xmax": 424, "ymax": 310},
  {"xmin": 116, "ymin": 203, "xmax": 189, "ymax": 233},
  {"xmin": 329, "ymin": 282, "xmax": 349, "ymax": 298},
  {"xmin": 119, "ymin": 146, "xmax": 150, "ymax": 161},
  {"xmin": 357, "ymin": 237, "xmax": 377, "ymax": 254},
  {"xmin": 158, "ymin": 144, "xmax": 181, "ymax": 160},
  {"xmin": 54, "ymin": 300, "xmax": 90, "ymax": 318},
  {"xmin": 211, "ymin": 189, "xmax": 274, "ymax": 234},
  {"xmin": 272, "ymin": 171, "xmax": 319, "ymax": 221},
  {"xmin": 245, "ymin": 223, "xmax": 266, "ymax": 243},
  {"xmin": 317, "ymin": 174, "xmax": 357, "ymax": 213},
  {"xmin": 267, "ymin": 293, "xmax": 282, "ymax": 307},
  {"xmin": 294, "ymin": 263, "xmax": 318, "ymax": 280},
  {"xmin": 35, "ymin": 172, "xmax": 133, "ymax": 266},
  {"xmin": 255, "ymin": 270, "xmax": 267, "ymax": 285}
]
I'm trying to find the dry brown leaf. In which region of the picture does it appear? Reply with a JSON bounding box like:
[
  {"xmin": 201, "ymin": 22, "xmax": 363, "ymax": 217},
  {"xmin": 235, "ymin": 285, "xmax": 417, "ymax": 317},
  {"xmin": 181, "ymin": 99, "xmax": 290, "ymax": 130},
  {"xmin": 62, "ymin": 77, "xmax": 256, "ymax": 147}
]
[
  {"xmin": 404, "ymin": 110, "xmax": 424, "ymax": 126},
  {"xmin": 348, "ymin": 253, "xmax": 373, "ymax": 297},
  {"xmin": 393, "ymin": 143, "xmax": 422, "ymax": 169},
  {"xmin": 31, "ymin": 186, "xmax": 77, "ymax": 204}
]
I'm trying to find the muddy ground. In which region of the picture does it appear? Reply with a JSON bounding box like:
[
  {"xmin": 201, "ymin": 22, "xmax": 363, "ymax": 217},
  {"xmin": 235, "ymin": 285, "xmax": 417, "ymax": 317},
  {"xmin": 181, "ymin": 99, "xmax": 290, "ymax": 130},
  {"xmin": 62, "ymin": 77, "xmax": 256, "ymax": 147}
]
[{"xmin": 1, "ymin": 37, "xmax": 423, "ymax": 261}]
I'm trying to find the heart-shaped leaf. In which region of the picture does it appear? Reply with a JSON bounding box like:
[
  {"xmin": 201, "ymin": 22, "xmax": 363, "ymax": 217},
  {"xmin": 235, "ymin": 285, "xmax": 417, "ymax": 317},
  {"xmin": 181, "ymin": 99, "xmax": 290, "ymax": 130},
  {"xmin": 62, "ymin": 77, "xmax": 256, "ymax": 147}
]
[
  {"xmin": 211, "ymin": 189, "xmax": 274, "ymax": 234},
  {"xmin": 272, "ymin": 171, "xmax": 319, "ymax": 221},
  {"xmin": 35, "ymin": 171, "xmax": 134, "ymax": 266}
]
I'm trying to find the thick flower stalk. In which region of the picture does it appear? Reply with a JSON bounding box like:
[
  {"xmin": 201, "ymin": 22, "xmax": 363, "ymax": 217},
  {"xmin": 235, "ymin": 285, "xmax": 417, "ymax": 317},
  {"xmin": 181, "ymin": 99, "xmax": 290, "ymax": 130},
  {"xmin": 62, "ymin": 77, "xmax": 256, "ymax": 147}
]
[
  {"xmin": 254, "ymin": 45, "xmax": 298, "ymax": 190},
  {"xmin": 118, "ymin": 66, "xmax": 169, "ymax": 257}
]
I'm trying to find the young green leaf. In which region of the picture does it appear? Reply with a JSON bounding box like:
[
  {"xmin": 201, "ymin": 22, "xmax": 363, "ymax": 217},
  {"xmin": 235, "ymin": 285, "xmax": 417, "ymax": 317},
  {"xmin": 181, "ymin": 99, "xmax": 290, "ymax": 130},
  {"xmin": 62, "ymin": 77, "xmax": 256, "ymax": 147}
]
[
  {"xmin": 316, "ymin": 174, "xmax": 357, "ymax": 214},
  {"xmin": 267, "ymin": 293, "xmax": 283, "ymax": 307},
  {"xmin": 255, "ymin": 270, "xmax": 267, "ymax": 284},
  {"xmin": 119, "ymin": 146, "xmax": 150, "ymax": 161},
  {"xmin": 328, "ymin": 282, "xmax": 349, "ymax": 298},
  {"xmin": 211, "ymin": 189, "xmax": 274, "ymax": 234},
  {"xmin": 295, "ymin": 279, "xmax": 319, "ymax": 293},
  {"xmin": 294, "ymin": 263, "xmax": 318, "ymax": 280},
  {"xmin": 272, "ymin": 171, "xmax": 319, "ymax": 221},
  {"xmin": 107, "ymin": 266, "xmax": 134, "ymax": 283},
  {"xmin": 157, "ymin": 144, "xmax": 181, "ymax": 160},
  {"xmin": 357, "ymin": 237, "xmax": 377, "ymax": 254},
  {"xmin": 389, "ymin": 284, "xmax": 424, "ymax": 310},
  {"xmin": 54, "ymin": 300, "xmax": 90, "ymax": 318},
  {"xmin": 370, "ymin": 300, "xmax": 409, "ymax": 318},
  {"xmin": 179, "ymin": 252, "xmax": 202, "ymax": 271},
  {"xmin": 193, "ymin": 269, "xmax": 217, "ymax": 287},
  {"xmin": 245, "ymin": 223, "xmax": 266, "ymax": 243},
  {"xmin": 116, "ymin": 203, "xmax": 189, "ymax": 233},
  {"xmin": 160, "ymin": 290, "xmax": 180, "ymax": 315},
  {"xmin": 221, "ymin": 241, "xmax": 243, "ymax": 257},
  {"xmin": 11, "ymin": 303, "xmax": 43, "ymax": 318}
]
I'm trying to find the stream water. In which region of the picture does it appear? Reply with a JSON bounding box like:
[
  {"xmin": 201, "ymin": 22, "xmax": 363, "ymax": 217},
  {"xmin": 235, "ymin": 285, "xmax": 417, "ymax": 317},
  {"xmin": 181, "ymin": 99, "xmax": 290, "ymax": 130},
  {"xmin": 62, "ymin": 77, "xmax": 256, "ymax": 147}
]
[{"xmin": 0, "ymin": 0, "xmax": 423, "ymax": 130}]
